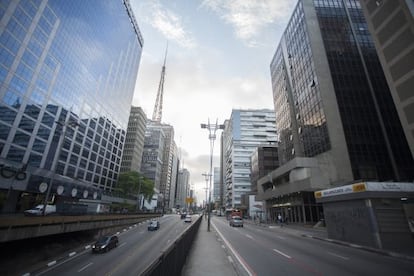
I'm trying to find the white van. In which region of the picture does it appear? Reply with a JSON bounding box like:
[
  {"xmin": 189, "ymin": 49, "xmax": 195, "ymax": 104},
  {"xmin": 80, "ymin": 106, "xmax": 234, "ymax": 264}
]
[{"xmin": 24, "ymin": 204, "xmax": 56, "ymax": 216}]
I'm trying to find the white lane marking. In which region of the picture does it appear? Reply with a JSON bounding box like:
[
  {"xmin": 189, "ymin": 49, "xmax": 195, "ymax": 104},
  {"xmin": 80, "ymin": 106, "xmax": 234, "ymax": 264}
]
[
  {"xmin": 167, "ymin": 239, "xmax": 171, "ymax": 244},
  {"xmin": 228, "ymin": 256, "xmax": 234, "ymax": 263},
  {"xmin": 119, "ymin": 242, "xmax": 126, "ymax": 248},
  {"xmin": 69, "ymin": 252, "xmax": 76, "ymax": 257},
  {"xmin": 276, "ymin": 236, "xmax": 286, "ymax": 240},
  {"xmin": 245, "ymin": 234, "xmax": 254, "ymax": 240},
  {"xmin": 47, "ymin": 261, "xmax": 57, "ymax": 267},
  {"xmin": 328, "ymin": 252, "xmax": 349, "ymax": 260},
  {"xmin": 77, "ymin": 262, "xmax": 93, "ymax": 272},
  {"xmin": 273, "ymin": 249, "xmax": 291, "ymax": 259},
  {"xmin": 212, "ymin": 221, "xmax": 255, "ymax": 276},
  {"xmin": 222, "ymin": 245, "xmax": 225, "ymax": 249},
  {"xmin": 85, "ymin": 245, "xmax": 91, "ymax": 250}
]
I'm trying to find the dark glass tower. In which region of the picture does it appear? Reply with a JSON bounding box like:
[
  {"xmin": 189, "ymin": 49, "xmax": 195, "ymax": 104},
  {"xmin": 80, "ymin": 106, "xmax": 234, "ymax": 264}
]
[
  {"xmin": 271, "ymin": 0, "xmax": 414, "ymax": 183},
  {"xmin": 0, "ymin": 0, "xmax": 143, "ymax": 207},
  {"xmin": 262, "ymin": 0, "xmax": 413, "ymax": 223}
]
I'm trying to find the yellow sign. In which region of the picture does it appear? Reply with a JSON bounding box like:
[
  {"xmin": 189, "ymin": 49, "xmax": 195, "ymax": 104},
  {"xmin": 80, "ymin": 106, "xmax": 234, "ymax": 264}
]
[
  {"xmin": 314, "ymin": 191, "xmax": 322, "ymax": 198},
  {"xmin": 185, "ymin": 197, "xmax": 193, "ymax": 203},
  {"xmin": 352, "ymin": 182, "xmax": 366, "ymax": 192}
]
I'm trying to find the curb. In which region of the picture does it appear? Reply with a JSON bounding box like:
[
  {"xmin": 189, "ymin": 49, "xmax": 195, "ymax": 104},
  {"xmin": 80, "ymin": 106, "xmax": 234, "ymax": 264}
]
[{"xmin": 303, "ymin": 234, "xmax": 414, "ymax": 262}]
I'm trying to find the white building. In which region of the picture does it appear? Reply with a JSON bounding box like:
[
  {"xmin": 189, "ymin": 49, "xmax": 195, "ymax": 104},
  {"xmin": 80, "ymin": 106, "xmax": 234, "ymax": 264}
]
[{"xmin": 222, "ymin": 109, "xmax": 277, "ymax": 208}]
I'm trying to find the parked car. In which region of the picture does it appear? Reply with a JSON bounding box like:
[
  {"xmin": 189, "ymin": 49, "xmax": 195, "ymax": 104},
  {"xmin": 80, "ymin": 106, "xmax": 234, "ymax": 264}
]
[
  {"xmin": 24, "ymin": 204, "xmax": 56, "ymax": 216},
  {"xmin": 92, "ymin": 235, "xmax": 118, "ymax": 253},
  {"xmin": 148, "ymin": 220, "xmax": 160, "ymax": 231},
  {"xmin": 229, "ymin": 216, "xmax": 243, "ymax": 227},
  {"xmin": 184, "ymin": 215, "xmax": 192, "ymax": 223},
  {"xmin": 180, "ymin": 213, "xmax": 187, "ymax": 219}
]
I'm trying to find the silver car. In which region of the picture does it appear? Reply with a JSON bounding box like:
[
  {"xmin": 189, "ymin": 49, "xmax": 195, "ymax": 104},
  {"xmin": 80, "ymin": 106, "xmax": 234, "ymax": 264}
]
[{"xmin": 229, "ymin": 216, "xmax": 243, "ymax": 227}]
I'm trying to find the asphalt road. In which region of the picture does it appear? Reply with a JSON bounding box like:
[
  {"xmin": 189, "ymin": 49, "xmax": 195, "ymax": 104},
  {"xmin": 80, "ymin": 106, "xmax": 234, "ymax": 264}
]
[
  {"xmin": 212, "ymin": 216, "xmax": 414, "ymax": 276},
  {"xmin": 35, "ymin": 214, "xmax": 195, "ymax": 276}
]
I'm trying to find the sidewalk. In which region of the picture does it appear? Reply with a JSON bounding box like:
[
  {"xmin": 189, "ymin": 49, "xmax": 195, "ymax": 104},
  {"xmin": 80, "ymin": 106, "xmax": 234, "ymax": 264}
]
[{"xmin": 181, "ymin": 216, "xmax": 238, "ymax": 276}]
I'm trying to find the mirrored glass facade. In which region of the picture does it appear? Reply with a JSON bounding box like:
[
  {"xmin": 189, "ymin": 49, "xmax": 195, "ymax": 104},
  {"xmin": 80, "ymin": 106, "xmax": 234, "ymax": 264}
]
[
  {"xmin": 0, "ymin": 0, "xmax": 143, "ymax": 199},
  {"xmin": 270, "ymin": 0, "xmax": 414, "ymax": 182}
]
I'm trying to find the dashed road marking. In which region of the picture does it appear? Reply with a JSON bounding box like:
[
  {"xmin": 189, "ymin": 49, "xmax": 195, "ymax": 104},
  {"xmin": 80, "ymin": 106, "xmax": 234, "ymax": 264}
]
[
  {"xmin": 78, "ymin": 262, "xmax": 93, "ymax": 272},
  {"xmin": 273, "ymin": 249, "xmax": 291, "ymax": 259},
  {"xmin": 245, "ymin": 234, "xmax": 253, "ymax": 240},
  {"xmin": 327, "ymin": 251, "xmax": 349, "ymax": 260}
]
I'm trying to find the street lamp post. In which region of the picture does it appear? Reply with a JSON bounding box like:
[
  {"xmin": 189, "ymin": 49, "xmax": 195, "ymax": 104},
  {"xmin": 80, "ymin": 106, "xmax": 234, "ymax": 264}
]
[
  {"xmin": 202, "ymin": 172, "xmax": 210, "ymax": 213},
  {"xmin": 201, "ymin": 119, "xmax": 224, "ymax": 232},
  {"xmin": 42, "ymin": 116, "xmax": 79, "ymax": 216},
  {"xmin": 136, "ymin": 176, "xmax": 144, "ymax": 212}
]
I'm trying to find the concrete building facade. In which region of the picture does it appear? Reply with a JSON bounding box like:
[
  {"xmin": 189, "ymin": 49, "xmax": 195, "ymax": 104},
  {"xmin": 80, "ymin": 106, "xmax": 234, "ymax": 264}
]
[
  {"xmin": 360, "ymin": 0, "xmax": 414, "ymax": 158},
  {"xmin": 258, "ymin": 0, "xmax": 414, "ymax": 224},
  {"xmin": 120, "ymin": 106, "xmax": 147, "ymax": 173},
  {"xmin": 222, "ymin": 109, "xmax": 277, "ymax": 209}
]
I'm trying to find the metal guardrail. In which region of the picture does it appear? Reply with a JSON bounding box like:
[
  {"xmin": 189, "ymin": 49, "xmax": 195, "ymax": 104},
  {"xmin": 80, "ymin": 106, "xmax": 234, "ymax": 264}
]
[{"xmin": 141, "ymin": 215, "xmax": 202, "ymax": 276}]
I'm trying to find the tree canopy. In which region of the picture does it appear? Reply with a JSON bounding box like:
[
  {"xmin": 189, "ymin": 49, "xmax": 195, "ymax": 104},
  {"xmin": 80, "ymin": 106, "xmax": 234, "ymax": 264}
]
[{"xmin": 117, "ymin": 171, "xmax": 154, "ymax": 202}]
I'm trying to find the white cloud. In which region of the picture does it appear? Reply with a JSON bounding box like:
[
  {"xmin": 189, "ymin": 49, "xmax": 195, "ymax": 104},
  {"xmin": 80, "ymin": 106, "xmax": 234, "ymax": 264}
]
[
  {"xmin": 141, "ymin": 1, "xmax": 196, "ymax": 49},
  {"xmin": 201, "ymin": 0, "xmax": 296, "ymax": 47}
]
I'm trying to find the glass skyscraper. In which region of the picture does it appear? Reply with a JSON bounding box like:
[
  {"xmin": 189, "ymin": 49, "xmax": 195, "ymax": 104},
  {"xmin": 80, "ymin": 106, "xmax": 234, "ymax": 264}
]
[
  {"xmin": 0, "ymin": 0, "xmax": 143, "ymax": 209},
  {"xmin": 260, "ymin": 0, "xmax": 414, "ymax": 224}
]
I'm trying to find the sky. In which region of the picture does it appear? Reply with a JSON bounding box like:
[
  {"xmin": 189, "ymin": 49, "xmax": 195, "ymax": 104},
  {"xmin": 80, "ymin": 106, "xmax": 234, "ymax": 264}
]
[{"xmin": 130, "ymin": 0, "xmax": 297, "ymax": 204}]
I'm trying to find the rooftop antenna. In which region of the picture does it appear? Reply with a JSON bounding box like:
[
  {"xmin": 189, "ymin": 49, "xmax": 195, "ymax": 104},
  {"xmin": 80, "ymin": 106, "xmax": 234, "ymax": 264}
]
[{"xmin": 152, "ymin": 43, "xmax": 168, "ymax": 122}]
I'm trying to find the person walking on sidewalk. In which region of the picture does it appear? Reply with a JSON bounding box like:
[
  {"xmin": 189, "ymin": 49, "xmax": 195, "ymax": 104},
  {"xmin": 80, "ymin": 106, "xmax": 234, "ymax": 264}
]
[{"xmin": 277, "ymin": 213, "xmax": 283, "ymax": 227}]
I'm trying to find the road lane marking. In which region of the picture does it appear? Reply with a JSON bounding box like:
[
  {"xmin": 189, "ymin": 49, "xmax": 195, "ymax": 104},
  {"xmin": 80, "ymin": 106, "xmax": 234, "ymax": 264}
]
[
  {"xmin": 69, "ymin": 252, "xmax": 76, "ymax": 257},
  {"xmin": 47, "ymin": 260, "xmax": 57, "ymax": 266},
  {"xmin": 212, "ymin": 221, "xmax": 257, "ymax": 276},
  {"xmin": 78, "ymin": 262, "xmax": 93, "ymax": 272},
  {"xmin": 327, "ymin": 252, "xmax": 349, "ymax": 260},
  {"xmin": 276, "ymin": 236, "xmax": 286, "ymax": 240},
  {"xmin": 119, "ymin": 242, "xmax": 126, "ymax": 248},
  {"xmin": 245, "ymin": 234, "xmax": 253, "ymax": 240},
  {"xmin": 273, "ymin": 249, "xmax": 291, "ymax": 259},
  {"xmin": 228, "ymin": 256, "xmax": 234, "ymax": 263}
]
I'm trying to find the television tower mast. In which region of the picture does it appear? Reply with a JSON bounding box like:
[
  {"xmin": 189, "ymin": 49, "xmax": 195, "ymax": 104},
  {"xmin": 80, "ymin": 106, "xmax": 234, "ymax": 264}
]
[{"xmin": 152, "ymin": 44, "xmax": 168, "ymax": 123}]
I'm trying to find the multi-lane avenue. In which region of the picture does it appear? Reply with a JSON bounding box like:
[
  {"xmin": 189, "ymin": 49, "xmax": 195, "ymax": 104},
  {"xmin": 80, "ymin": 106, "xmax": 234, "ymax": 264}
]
[
  {"xmin": 212, "ymin": 216, "xmax": 414, "ymax": 276},
  {"xmin": 35, "ymin": 214, "xmax": 195, "ymax": 276}
]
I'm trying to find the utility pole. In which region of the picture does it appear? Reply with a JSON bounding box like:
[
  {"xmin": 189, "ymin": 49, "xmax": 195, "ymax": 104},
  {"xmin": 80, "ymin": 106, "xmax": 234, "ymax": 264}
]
[{"xmin": 200, "ymin": 119, "xmax": 224, "ymax": 231}]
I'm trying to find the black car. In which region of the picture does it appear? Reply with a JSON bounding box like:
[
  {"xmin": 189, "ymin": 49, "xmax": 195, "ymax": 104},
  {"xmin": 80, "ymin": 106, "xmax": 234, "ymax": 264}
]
[
  {"xmin": 92, "ymin": 235, "xmax": 118, "ymax": 253},
  {"xmin": 148, "ymin": 220, "xmax": 160, "ymax": 231}
]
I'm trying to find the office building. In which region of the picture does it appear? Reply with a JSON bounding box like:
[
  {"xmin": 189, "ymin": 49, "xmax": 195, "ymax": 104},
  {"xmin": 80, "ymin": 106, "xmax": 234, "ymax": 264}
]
[
  {"xmin": 359, "ymin": 0, "xmax": 414, "ymax": 157},
  {"xmin": 259, "ymin": 0, "xmax": 414, "ymax": 224},
  {"xmin": 0, "ymin": 0, "xmax": 143, "ymax": 211},
  {"xmin": 175, "ymin": 168, "xmax": 190, "ymax": 210},
  {"xmin": 213, "ymin": 167, "xmax": 220, "ymax": 204},
  {"xmin": 120, "ymin": 106, "xmax": 147, "ymax": 173},
  {"xmin": 250, "ymin": 145, "xmax": 279, "ymax": 194},
  {"xmin": 222, "ymin": 109, "xmax": 277, "ymax": 209}
]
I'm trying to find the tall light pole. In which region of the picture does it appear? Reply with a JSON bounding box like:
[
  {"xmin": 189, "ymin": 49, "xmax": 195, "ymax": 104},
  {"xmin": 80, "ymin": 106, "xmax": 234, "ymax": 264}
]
[
  {"xmin": 201, "ymin": 119, "xmax": 224, "ymax": 231},
  {"xmin": 42, "ymin": 116, "xmax": 79, "ymax": 216},
  {"xmin": 136, "ymin": 176, "xmax": 143, "ymax": 212},
  {"xmin": 202, "ymin": 172, "xmax": 210, "ymax": 211}
]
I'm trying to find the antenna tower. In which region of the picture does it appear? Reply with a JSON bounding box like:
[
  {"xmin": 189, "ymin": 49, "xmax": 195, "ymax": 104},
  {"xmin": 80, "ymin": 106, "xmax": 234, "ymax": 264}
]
[{"xmin": 152, "ymin": 44, "xmax": 168, "ymax": 122}]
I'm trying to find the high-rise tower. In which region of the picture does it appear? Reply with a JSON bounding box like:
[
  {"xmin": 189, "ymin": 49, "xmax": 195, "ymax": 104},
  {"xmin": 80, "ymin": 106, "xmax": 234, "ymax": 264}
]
[{"xmin": 152, "ymin": 46, "xmax": 168, "ymax": 122}]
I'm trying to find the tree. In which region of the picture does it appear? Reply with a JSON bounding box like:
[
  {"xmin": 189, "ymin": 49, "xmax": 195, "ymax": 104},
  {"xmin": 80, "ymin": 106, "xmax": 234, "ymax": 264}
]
[{"xmin": 117, "ymin": 171, "xmax": 154, "ymax": 203}]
